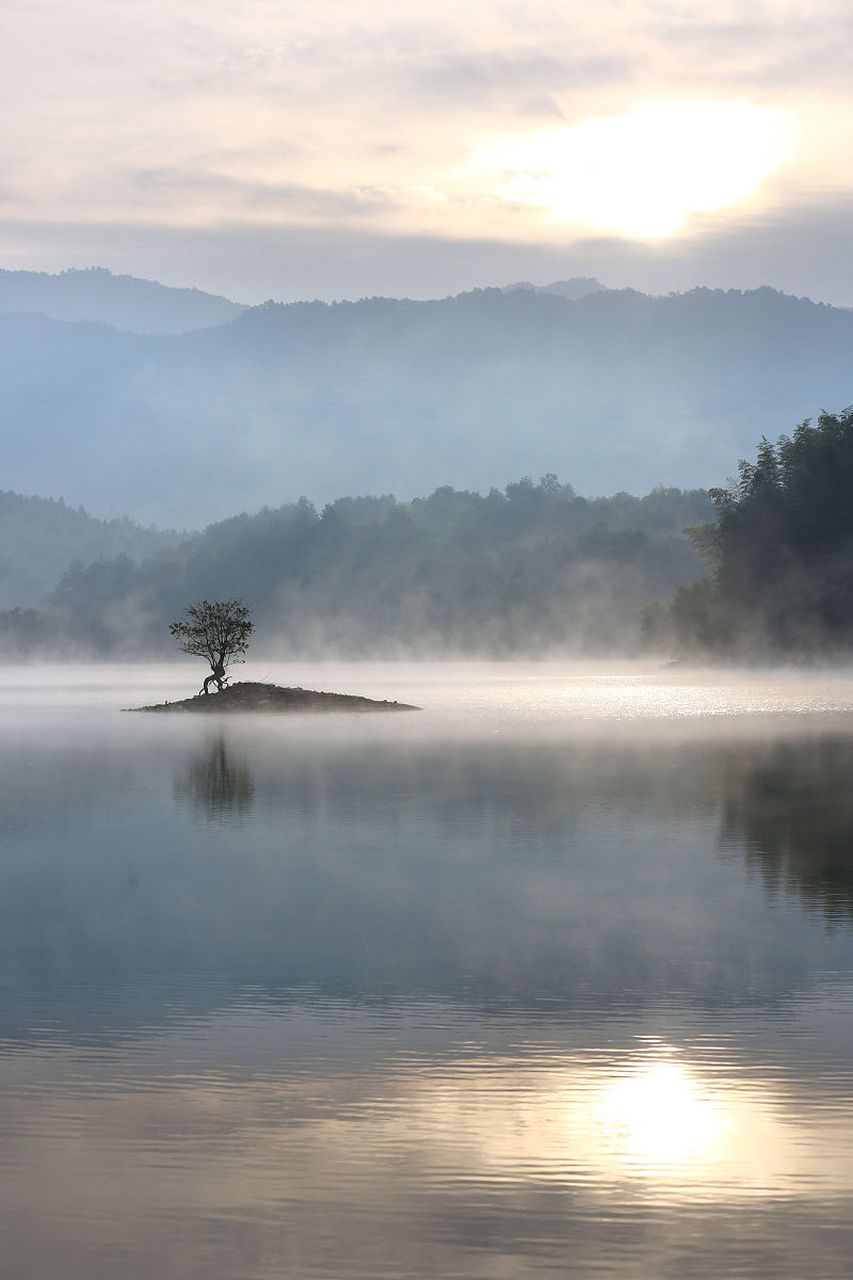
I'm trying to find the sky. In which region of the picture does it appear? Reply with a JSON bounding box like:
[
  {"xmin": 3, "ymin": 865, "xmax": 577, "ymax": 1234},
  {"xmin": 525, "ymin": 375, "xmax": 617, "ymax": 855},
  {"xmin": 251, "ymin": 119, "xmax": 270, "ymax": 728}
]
[{"xmin": 2, "ymin": 0, "xmax": 853, "ymax": 304}]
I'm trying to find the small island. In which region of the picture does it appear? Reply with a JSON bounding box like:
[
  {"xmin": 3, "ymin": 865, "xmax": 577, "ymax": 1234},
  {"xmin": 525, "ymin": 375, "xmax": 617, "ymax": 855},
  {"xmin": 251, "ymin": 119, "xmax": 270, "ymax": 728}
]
[
  {"xmin": 129, "ymin": 601, "xmax": 418, "ymax": 713},
  {"xmin": 131, "ymin": 680, "xmax": 419, "ymax": 714}
]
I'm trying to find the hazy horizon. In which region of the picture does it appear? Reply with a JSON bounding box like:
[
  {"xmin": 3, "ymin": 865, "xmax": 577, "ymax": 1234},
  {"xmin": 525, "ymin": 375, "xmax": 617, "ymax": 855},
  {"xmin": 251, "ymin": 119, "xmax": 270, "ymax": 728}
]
[
  {"xmin": 4, "ymin": 261, "xmax": 851, "ymax": 314},
  {"xmin": 5, "ymin": 223, "xmax": 853, "ymax": 310}
]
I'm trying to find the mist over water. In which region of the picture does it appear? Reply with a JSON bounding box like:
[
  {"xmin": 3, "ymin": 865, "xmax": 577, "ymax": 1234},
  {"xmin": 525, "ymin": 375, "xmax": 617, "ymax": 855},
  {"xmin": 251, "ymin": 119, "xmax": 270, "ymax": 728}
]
[{"xmin": 3, "ymin": 662, "xmax": 853, "ymax": 1278}]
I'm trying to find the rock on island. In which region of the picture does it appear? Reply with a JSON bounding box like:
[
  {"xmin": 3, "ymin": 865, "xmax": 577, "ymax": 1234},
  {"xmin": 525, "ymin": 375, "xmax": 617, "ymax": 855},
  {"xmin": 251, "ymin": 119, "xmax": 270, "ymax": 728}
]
[{"xmin": 130, "ymin": 680, "xmax": 419, "ymax": 714}]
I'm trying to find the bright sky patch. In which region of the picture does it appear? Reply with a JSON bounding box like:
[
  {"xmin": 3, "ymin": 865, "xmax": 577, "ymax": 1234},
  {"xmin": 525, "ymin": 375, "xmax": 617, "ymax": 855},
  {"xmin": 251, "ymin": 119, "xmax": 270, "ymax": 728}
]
[{"xmin": 483, "ymin": 103, "xmax": 789, "ymax": 238}]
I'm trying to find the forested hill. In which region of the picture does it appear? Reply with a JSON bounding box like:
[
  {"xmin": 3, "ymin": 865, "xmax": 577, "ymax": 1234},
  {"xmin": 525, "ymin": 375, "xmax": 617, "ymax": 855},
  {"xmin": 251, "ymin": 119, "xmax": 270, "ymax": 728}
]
[
  {"xmin": 0, "ymin": 282, "xmax": 850, "ymax": 526},
  {"xmin": 0, "ymin": 491, "xmax": 182, "ymax": 608},
  {"xmin": 659, "ymin": 410, "xmax": 853, "ymax": 658},
  {"xmin": 0, "ymin": 266, "xmax": 245, "ymax": 334},
  {"xmin": 0, "ymin": 479, "xmax": 712, "ymax": 657}
]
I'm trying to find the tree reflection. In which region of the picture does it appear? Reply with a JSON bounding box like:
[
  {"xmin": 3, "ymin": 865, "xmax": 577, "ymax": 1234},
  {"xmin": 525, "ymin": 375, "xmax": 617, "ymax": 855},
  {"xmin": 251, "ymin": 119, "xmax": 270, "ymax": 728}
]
[
  {"xmin": 174, "ymin": 734, "xmax": 254, "ymax": 819},
  {"xmin": 720, "ymin": 738, "xmax": 853, "ymax": 921}
]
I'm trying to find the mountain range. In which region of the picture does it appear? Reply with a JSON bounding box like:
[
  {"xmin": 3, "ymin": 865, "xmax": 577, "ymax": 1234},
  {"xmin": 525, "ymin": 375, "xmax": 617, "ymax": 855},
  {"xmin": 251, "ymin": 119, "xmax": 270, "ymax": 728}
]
[
  {"xmin": 1, "ymin": 268, "xmax": 851, "ymax": 526},
  {"xmin": 0, "ymin": 266, "xmax": 245, "ymax": 334}
]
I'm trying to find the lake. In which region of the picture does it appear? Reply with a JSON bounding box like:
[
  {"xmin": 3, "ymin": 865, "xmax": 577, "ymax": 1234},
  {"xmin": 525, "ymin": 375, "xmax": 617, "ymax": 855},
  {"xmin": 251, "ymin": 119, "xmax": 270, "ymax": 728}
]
[{"xmin": 3, "ymin": 661, "xmax": 853, "ymax": 1278}]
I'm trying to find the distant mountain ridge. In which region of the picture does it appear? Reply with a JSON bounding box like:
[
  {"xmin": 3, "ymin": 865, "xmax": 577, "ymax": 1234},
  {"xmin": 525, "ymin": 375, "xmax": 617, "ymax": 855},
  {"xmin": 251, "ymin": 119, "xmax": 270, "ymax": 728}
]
[
  {"xmin": 0, "ymin": 265, "xmax": 607, "ymax": 332},
  {"xmin": 0, "ymin": 276, "xmax": 851, "ymax": 525},
  {"xmin": 501, "ymin": 277, "xmax": 604, "ymax": 300},
  {"xmin": 0, "ymin": 266, "xmax": 246, "ymax": 335}
]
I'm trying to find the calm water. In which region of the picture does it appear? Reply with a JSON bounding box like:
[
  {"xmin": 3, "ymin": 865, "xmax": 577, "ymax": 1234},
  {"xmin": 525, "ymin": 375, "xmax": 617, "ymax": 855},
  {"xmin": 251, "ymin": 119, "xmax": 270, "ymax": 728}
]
[{"xmin": 3, "ymin": 662, "xmax": 853, "ymax": 1278}]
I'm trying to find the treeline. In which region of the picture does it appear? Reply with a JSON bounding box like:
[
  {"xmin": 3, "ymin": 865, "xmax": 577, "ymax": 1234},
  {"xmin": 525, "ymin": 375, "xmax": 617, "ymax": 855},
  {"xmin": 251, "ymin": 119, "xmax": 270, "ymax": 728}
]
[
  {"xmin": 0, "ymin": 490, "xmax": 181, "ymax": 609},
  {"xmin": 0, "ymin": 477, "xmax": 712, "ymax": 658},
  {"xmin": 647, "ymin": 409, "xmax": 853, "ymax": 657}
]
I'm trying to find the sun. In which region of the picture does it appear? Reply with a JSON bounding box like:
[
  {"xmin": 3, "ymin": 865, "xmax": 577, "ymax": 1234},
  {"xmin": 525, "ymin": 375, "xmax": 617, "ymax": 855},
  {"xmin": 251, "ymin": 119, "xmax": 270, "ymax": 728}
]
[{"xmin": 482, "ymin": 102, "xmax": 788, "ymax": 239}]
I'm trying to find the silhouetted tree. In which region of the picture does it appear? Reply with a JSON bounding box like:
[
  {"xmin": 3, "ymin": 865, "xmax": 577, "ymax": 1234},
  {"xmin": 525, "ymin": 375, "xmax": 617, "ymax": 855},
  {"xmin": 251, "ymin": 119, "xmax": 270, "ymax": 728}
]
[
  {"xmin": 169, "ymin": 599, "xmax": 253, "ymax": 694},
  {"xmin": 666, "ymin": 408, "xmax": 853, "ymax": 656}
]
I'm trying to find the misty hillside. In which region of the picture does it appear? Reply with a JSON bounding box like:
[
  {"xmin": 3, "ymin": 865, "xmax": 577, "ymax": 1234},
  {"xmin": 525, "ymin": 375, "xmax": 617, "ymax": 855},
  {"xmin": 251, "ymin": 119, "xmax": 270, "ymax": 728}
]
[
  {"xmin": 0, "ymin": 266, "xmax": 245, "ymax": 334},
  {"xmin": 0, "ymin": 478, "xmax": 712, "ymax": 657},
  {"xmin": 0, "ymin": 490, "xmax": 182, "ymax": 608},
  {"xmin": 501, "ymin": 277, "xmax": 605, "ymax": 299},
  {"xmin": 1, "ymin": 283, "xmax": 851, "ymax": 525}
]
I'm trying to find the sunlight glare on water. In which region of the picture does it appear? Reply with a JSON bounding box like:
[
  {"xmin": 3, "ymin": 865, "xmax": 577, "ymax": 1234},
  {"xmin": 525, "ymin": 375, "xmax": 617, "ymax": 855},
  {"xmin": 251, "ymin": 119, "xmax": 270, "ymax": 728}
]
[{"xmin": 6, "ymin": 660, "xmax": 853, "ymax": 724}]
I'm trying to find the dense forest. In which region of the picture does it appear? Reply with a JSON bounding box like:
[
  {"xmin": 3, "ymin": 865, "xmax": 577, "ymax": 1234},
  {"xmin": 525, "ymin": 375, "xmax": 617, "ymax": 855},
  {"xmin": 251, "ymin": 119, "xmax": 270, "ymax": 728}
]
[
  {"xmin": 0, "ymin": 477, "xmax": 711, "ymax": 658},
  {"xmin": 649, "ymin": 409, "xmax": 853, "ymax": 657},
  {"xmin": 0, "ymin": 491, "xmax": 181, "ymax": 609},
  {"xmin": 11, "ymin": 410, "xmax": 853, "ymax": 662}
]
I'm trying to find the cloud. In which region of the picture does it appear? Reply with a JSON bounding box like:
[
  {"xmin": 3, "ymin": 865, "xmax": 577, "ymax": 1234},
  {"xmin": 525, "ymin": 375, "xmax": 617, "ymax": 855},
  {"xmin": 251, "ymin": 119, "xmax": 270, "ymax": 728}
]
[
  {"xmin": 408, "ymin": 50, "xmax": 629, "ymax": 108},
  {"xmin": 132, "ymin": 169, "xmax": 399, "ymax": 219},
  {"xmin": 1, "ymin": 0, "xmax": 853, "ymax": 282},
  {"xmin": 644, "ymin": 6, "xmax": 853, "ymax": 87}
]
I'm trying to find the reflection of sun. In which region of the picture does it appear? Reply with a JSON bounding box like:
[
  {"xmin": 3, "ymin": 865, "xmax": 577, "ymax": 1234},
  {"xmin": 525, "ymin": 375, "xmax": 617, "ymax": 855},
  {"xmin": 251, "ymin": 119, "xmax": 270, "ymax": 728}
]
[
  {"xmin": 482, "ymin": 102, "xmax": 788, "ymax": 238},
  {"xmin": 385, "ymin": 1036, "xmax": 853, "ymax": 1203},
  {"xmin": 596, "ymin": 1055, "xmax": 727, "ymax": 1174}
]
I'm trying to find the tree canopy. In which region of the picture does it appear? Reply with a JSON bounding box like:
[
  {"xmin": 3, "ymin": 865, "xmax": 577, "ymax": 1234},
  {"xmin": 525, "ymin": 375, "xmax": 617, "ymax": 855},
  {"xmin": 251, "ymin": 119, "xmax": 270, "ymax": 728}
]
[
  {"xmin": 169, "ymin": 599, "xmax": 253, "ymax": 692},
  {"xmin": 0, "ymin": 476, "xmax": 712, "ymax": 658},
  {"xmin": 665, "ymin": 408, "xmax": 853, "ymax": 655}
]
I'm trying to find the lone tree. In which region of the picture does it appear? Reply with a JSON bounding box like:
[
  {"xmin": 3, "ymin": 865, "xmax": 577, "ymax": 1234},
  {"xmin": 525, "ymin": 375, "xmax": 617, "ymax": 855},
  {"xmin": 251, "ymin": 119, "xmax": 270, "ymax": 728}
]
[{"xmin": 169, "ymin": 599, "xmax": 254, "ymax": 695}]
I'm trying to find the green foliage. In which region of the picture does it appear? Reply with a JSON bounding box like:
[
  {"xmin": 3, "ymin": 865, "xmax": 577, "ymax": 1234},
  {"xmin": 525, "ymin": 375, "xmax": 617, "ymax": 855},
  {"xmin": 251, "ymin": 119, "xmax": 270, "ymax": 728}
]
[
  {"xmin": 0, "ymin": 477, "xmax": 712, "ymax": 657},
  {"xmin": 667, "ymin": 408, "xmax": 853, "ymax": 656},
  {"xmin": 169, "ymin": 599, "xmax": 253, "ymax": 673}
]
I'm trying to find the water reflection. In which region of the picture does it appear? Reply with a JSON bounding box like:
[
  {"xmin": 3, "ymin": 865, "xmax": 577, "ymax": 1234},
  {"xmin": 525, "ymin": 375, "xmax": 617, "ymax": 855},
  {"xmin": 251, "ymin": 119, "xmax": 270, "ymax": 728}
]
[
  {"xmin": 174, "ymin": 734, "xmax": 254, "ymax": 819},
  {"xmin": 721, "ymin": 738, "xmax": 853, "ymax": 920},
  {"xmin": 4, "ymin": 1004, "xmax": 853, "ymax": 1280},
  {"xmin": 4, "ymin": 702, "xmax": 853, "ymax": 1277},
  {"xmin": 2, "ymin": 726, "xmax": 853, "ymax": 1044}
]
